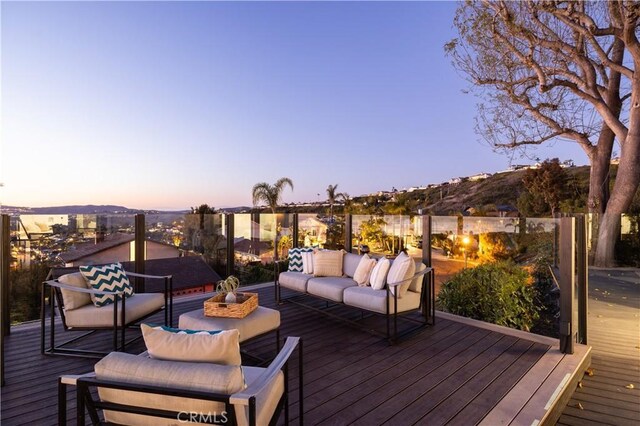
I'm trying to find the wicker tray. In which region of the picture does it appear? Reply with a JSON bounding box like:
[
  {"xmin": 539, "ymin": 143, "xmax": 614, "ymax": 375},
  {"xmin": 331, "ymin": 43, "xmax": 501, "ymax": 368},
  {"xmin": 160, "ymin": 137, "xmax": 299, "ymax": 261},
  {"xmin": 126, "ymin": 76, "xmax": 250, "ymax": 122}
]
[{"xmin": 204, "ymin": 292, "xmax": 258, "ymax": 319}]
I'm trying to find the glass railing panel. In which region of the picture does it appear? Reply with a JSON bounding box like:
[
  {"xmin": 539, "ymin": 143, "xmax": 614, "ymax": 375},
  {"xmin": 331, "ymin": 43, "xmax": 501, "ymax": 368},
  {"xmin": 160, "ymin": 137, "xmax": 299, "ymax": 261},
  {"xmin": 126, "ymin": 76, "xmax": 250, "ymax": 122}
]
[
  {"xmin": 9, "ymin": 213, "xmax": 137, "ymax": 323},
  {"xmin": 145, "ymin": 213, "xmax": 225, "ymax": 295}
]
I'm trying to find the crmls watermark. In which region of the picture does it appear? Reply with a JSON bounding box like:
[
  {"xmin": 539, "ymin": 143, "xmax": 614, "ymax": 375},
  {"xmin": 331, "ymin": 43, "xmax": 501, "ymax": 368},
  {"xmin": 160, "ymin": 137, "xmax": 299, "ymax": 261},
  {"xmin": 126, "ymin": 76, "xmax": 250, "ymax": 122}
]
[{"xmin": 177, "ymin": 411, "xmax": 229, "ymax": 424}]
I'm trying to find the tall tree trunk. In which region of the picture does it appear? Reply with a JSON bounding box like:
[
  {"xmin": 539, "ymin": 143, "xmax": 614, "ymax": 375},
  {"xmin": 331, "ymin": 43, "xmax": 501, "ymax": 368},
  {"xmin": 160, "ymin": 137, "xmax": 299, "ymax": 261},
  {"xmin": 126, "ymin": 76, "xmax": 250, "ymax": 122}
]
[
  {"xmin": 588, "ymin": 38, "xmax": 624, "ymax": 263},
  {"xmin": 594, "ymin": 74, "xmax": 640, "ymax": 266}
]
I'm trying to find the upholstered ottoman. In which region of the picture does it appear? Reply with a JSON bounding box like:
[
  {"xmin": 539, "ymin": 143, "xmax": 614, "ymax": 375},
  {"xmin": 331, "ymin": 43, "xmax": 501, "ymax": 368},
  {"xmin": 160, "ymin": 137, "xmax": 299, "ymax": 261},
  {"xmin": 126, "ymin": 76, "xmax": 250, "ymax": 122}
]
[{"xmin": 178, "ymin": 306, "xmax": 281, "ymax": 344}]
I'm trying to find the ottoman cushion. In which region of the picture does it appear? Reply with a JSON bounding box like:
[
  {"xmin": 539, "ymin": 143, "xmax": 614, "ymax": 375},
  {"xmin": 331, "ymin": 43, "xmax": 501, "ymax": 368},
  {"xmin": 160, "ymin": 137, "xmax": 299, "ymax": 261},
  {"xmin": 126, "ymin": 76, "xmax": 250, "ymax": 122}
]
[{"xmin": 179, "ymin": 306, "xmax": 280, "ymax": 343}]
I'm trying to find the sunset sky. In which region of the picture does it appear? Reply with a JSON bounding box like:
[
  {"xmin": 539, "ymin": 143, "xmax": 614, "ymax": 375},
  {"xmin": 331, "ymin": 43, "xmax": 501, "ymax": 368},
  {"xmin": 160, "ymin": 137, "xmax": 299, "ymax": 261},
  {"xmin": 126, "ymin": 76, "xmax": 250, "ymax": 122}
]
[{"xmin": 1, "ymin": 1, "xmax": 589, "ymax": 210}]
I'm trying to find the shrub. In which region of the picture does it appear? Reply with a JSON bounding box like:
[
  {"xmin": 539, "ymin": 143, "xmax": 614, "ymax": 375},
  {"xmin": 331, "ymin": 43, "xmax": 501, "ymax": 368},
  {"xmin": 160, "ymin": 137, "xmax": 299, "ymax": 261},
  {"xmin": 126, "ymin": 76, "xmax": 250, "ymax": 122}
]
[
  {"xmin": 10, "ymin": 263, "xmax": 50, "ymax": 324},
  {"xmin": 437, "ymin": 261, "xmax": 539, "ymax": 331}
]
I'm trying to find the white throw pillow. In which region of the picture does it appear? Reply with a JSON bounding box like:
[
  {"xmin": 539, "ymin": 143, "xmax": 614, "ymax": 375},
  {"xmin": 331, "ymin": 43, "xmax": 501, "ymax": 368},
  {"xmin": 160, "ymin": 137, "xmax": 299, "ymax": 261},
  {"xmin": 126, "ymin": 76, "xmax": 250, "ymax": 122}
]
[
  {"xmin": 387, "ymin": 252, "xmax": 416, "ymax": 298},
  {"xmin": 369, "ymin": 257, "xmax": 391, "ymax": 290},
  {"xmin": 353, "ymin": 254, "xmax": 377, "ymax": 286},
  {"xmin": 141, "ymin": 324, "xmax": 242, "ymax": 365},
  {"xmin": 302, "ymin": 251, "xmax": 314, "ymax": 274}
]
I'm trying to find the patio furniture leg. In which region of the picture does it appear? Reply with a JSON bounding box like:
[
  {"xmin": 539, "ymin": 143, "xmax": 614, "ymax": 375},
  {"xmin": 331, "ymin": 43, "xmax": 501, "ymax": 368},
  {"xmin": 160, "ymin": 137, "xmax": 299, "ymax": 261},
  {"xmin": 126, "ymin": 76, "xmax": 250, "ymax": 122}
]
[
  {"xmin": 299, "ymin": 338, "xmax": 304, "ymax": 424},
  {"xmin": 58, "ymin": 378, "xmax": 66, "ymax": 425},
  {"xmin": 76, "ymin": 382, "xmax": 85, "ymax": 426}
]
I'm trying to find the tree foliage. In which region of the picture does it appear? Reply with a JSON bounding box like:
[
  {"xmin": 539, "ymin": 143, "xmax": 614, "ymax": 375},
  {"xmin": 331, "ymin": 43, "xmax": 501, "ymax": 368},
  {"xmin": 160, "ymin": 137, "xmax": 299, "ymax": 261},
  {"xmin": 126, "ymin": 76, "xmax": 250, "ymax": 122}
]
[
  {"xmin": 252, "ymin": 177, "xmax": 294, "ymax": 214},
  {"xmin": 520, "ymin": 158, "xmax": 568, "ymax": 216}
]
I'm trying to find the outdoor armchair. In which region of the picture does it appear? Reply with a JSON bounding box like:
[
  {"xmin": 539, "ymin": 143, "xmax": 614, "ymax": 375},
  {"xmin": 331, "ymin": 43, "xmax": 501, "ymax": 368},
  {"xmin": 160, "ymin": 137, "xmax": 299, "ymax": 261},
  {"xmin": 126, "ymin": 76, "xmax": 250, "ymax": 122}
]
[
  {"xmin": 41, "ymin": 270, "xmax": 173, "ymax": 358},
  {"xmin": 58, "ymin": 336, "xmax": 303, "ymax": 425}
]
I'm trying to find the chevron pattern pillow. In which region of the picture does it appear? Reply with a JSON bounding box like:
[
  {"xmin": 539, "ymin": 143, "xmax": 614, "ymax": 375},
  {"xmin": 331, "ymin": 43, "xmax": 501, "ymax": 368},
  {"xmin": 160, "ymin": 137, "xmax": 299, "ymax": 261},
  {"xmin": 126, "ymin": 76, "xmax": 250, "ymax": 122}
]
[
  {"xmin": 79, "ymin": 262, "xmax": 134, "ymax": 307},
  {"xmin": 288, "ymin": 247, "xmax": 314, "ymax": 272}
]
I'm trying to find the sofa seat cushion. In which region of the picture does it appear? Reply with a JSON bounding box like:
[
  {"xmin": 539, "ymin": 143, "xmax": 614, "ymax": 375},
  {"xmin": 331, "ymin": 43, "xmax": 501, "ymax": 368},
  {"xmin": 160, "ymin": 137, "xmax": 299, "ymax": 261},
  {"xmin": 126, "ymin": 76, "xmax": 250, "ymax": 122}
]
[
  {"xmin": 179, "ymin": 306, "xmax": 280, "ymax": 343},
  {"xmin": 236, "ymin": 366, "xmax": 285, "ymax": 426},
  {"xmin": 279, "ymin": 272, "xmax": 313, "ymax": 293},
  {"xmin": 64, "ymin": 293, "xmax": 165, "ymax": 328},
  {"xmin": 95, "ymin": 352, "xmax": 245, "ymax": 426},
  {"xmin": 343, "ymin": 286, "xmax": 421, "ymax": 314},
  {"xmin": 307, "ymin": 277, "xmax": 357, "ymax": 302},
  {"xmin": 58, "ymin": 272, "xmax": 92, "ymax": 310}
]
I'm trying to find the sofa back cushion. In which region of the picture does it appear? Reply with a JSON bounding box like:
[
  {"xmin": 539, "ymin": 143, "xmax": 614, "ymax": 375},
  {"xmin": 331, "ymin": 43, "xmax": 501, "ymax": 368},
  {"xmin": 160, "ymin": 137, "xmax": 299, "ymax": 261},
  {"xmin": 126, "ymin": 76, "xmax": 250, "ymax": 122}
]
[
  {"xmin": 387, "ymin": 252, "xmax": 416, "ymax": 298},
  {"xmin": 343, "ymin": 253, "xmax": 363, "ymax": 277},
  {"xmin": 409, "ymin": 262, "xmax": 427, "ymax": 293},
  {"xmin": 313, "ymin": 250, "xmax": 344, "ymax": 277},
  {"xmin": 353, "ymin": 254, "xmax": 377, "ymax": 286},
  {"xmin": 58, "ymin": 272, "xmax": 92, "ymax": 311},
  {"xmin": 141, "ymin": 324, "xmax": 242, "ymax": 365},
  {"xmin": 95, "ymin": 351, "xmax": 245, "ymax": 426},
  {"xmin": 370, "ymin": 257, "xmax": 391, "ymax": 290},
  {"xmin": 288, "ymin": 247, "xmax": 314, "ymax": 272}
]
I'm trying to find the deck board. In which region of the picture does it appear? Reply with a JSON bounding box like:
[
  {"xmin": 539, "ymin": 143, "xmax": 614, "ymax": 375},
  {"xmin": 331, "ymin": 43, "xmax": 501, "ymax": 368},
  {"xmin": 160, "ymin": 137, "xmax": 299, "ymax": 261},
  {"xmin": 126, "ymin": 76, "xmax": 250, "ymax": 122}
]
[{"xmin": 1, "ymin": 284, "xmax": 581, "ymax": 425}]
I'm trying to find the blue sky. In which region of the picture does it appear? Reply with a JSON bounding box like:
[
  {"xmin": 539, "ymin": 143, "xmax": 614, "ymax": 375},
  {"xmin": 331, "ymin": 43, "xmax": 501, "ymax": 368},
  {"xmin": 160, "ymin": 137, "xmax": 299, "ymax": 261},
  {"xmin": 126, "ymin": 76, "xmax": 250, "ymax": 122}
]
[{"xmin": 1, "ymin": 1, "xmax": 589, "ymax": 210}]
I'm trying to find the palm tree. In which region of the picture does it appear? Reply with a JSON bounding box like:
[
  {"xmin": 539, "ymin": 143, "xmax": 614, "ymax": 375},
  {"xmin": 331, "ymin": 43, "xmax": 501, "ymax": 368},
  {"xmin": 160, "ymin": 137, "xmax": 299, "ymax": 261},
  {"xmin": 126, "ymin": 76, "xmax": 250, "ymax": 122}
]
[
  {"xmin": 252, "ymin": 177, "xmax": 294, "ymax": 260},
  {"xmin": 326, "ymin": 184, "xmax": 344, "ymax": 219}
]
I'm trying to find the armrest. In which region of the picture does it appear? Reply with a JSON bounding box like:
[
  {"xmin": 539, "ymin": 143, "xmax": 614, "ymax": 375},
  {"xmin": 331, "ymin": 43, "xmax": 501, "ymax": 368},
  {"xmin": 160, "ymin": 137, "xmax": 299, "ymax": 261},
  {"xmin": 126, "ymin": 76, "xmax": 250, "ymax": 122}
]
[
  {"xmin": 229, "ymin": 336, "xmax": 300, "ymax": 406},
  {"xmin": 60, "ymin": 372, "xmax": 96, "ymax": 386},
  {"xmin": 126, "ymin": 272, "xmax": 172, "ymax": 280},
  {"xmin": 43, "ymin": 280, "xmax": 126, "ymax": 295},
  {"xmin": 386, "ymin": 267, "xmax": 432, "ymax": 288}
]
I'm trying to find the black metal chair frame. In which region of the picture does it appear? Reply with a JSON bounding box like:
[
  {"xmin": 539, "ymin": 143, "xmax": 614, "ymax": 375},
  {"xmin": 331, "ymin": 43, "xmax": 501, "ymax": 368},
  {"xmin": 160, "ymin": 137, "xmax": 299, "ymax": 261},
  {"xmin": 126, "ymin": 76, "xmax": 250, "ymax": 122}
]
[
  {"xmin": 58, "ymin": 336, "xmax": 303, "ymax": 426},
  {"xmin": 276, "ymin": 263, "xmax": 435, "ymax": 344},
  {"xmin": 41, "ymin": 271, "xmax": 173, "ymax": 358}
]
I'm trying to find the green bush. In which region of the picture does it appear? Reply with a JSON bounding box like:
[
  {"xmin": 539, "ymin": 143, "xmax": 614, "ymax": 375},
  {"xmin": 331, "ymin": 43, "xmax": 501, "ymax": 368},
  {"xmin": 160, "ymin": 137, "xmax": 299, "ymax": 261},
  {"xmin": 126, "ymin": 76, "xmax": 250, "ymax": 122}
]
[
  {"xmin": 437, "ymin": 261, "xmax": 539, "ymax": 331},
  {"xmin": 10, "ymin": 263, "xmax": 50, "ymax": 324}
]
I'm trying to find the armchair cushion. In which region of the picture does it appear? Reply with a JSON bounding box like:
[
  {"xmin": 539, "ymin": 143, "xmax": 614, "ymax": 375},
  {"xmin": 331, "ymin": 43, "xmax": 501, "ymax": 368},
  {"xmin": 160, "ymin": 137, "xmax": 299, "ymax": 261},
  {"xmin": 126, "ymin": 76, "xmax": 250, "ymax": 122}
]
[
  {"xmin": 58, "ymin": 272, "xmax": 92, "ymax": 310},
  {"xmin": 79, "ymin": 262, "xmax": 134, "ymax": 307},
  {"xmin": 64, "ymin": 293, "xmax": 164, "ymax": 328},
  {"xmin": 95, "ymin": 352, "xmax": 245, "ymax": 426},
  {"xmin": 141, "ymin": 324, "xmax": 242, "ymax": 365}
]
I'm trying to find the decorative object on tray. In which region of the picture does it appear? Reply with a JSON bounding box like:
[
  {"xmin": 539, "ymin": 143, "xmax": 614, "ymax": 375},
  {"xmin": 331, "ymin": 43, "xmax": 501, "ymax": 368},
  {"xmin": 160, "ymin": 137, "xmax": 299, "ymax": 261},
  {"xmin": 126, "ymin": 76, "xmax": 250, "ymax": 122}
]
[
  {"xmin": 204, "ymin": 291, "xmax": 259, "ymax": 318},
  {"xmin": 216, "ymin": 275, "xmax": 240, "ymax": 303}
]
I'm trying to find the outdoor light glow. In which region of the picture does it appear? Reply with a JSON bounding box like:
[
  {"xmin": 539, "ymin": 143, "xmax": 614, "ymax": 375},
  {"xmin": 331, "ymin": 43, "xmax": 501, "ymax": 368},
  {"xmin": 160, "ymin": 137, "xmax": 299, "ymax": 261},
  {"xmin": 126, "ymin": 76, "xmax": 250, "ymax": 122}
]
[{"xmin": 463, "ymin": 236, "xmax": 470, "ymax": 245}]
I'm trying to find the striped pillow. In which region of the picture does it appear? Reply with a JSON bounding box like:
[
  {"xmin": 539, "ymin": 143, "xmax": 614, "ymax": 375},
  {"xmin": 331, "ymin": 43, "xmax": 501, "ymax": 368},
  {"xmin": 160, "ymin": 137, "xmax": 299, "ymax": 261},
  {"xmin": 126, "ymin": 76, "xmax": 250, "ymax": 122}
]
[
  {"xmin": 79, "ymin": 262, "xmax": 134, "ymax": 307},
  {"xmin": 313, "ymin": 250, "xmax": 345, "ymax": 277},
  {"xmin": 288, "ymin": 247, "xmax": 314, "ymax": 272}
]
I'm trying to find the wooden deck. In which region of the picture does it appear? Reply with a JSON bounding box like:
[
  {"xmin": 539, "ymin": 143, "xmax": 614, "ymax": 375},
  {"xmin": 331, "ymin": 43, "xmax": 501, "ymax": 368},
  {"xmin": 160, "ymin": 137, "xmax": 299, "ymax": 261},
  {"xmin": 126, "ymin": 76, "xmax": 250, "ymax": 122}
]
[
  {"xmin": 557, "ymin": 268, "xmax": 640, "ymax": 426},
  {"xmin": 2, "ymin": 284, "xmax": 589, "ymax": 425}
]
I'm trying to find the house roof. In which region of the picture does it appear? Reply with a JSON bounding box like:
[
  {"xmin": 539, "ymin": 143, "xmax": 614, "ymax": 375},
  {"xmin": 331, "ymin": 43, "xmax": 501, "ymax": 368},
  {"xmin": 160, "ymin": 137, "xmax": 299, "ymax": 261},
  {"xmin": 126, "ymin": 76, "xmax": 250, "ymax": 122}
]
[
  {"xmin": 52, "ymin": 255, "xmax": 221, "ymax": 292},
  {"xmin": 59, "ymin": 233, "xmax": 178, "ymax": 263},
  {"xmin": 59, "ymin": 233, "xmax": 135, "ymax": 262}
]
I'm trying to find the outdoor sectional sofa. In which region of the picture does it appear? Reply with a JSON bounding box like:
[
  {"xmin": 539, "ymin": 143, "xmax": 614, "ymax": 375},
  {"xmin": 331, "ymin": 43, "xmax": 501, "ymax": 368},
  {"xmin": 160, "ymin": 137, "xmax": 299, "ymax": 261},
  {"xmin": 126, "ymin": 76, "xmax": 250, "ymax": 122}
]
[{"xmin": 276, "ymin": 250, "xmax": 435, "ymax": 342}]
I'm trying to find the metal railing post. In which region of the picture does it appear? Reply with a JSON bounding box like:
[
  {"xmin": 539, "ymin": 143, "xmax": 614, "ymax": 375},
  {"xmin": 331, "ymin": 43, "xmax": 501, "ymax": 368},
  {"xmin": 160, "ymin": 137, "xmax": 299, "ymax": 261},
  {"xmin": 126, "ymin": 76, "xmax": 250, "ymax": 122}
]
[
  {"xmin": 1, "ymin": 214, "xmax": 10, "ymax": 386},
  {"xmin": 422, "ymin": 215, "xmax": 434, "ymax": 324},
  {"xmin": 292, "ymin": 213, "xmax": 299, "ymax": 248},
  {"xmin": 559, "ymin": 217, "xmax": 576, "ymax": 354},
  {"xmin": 344, "ymin": 214, "xmax": 352, "ymax": 253},
  {"xmin": 226, "ymin": 214, "xmax": 234, "ymax": 277},
  {"xmin": 134, "ymin": 214, "xmax": 145, "ymax": 293},
  {"xmin": 576, "ymin": 214, "xmax": 589, "ymax": 344}
]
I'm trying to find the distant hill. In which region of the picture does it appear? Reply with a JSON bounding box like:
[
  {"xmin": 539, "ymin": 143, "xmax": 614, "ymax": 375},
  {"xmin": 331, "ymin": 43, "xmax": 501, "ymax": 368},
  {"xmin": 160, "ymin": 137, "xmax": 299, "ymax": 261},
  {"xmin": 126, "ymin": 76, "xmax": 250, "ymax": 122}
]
[{"xmin": 2, "ymin": 205, "xmax": 143, "ymax": 214}]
